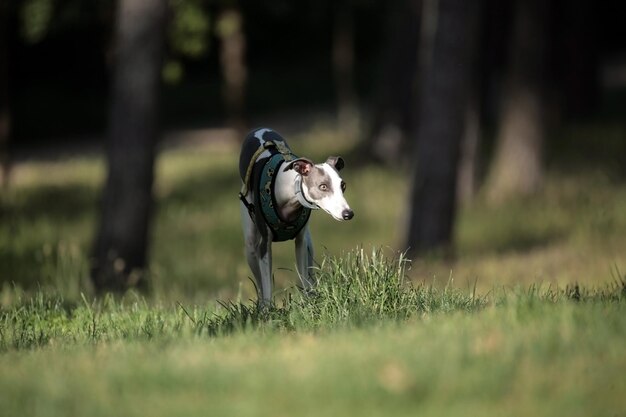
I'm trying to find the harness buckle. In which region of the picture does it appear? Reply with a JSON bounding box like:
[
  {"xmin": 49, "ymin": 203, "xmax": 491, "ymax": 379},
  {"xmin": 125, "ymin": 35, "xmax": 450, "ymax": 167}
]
[
  {"xmin": 239, "ymin": 192, "xmax": 255, "ymax": 220},
  {"xmin": 274, "ymin": 141, "xmax": 293, "ymax": 159}
]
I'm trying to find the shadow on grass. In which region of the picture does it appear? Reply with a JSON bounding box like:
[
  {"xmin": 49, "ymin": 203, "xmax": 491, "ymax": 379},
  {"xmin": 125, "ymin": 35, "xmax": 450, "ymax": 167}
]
[
  {"xmin": 0, "ymin": 184, "xmax": 96, "ymax": 292},
  {"xmin": 1, "ymin": 184, "xmax": 98, "ymax": 222},
  {"xmin": 161, "ymin": 169, "xmax": 241, "ymax": 210},
  {"xmin": 459, "ymin": 227, "xmax": 568, "ymax": 257},
  {"xmin": 0, "ymin": 250, "xmax": 42, "ymax": 288}
]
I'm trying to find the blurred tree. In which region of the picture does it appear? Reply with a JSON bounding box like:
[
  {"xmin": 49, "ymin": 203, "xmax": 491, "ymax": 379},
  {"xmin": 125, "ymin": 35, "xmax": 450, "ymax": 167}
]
[
  {"xmin": 358, "ymin": 0, "xmax": 421, "ymax": 165},
  {"xmin": 557, "ymin": 0, "xmax": 598, "ymax": 118},
  {"xmin": 215, "ymin": 2, "xmax": 247, "ymax": 136},
  {"xmin": 405, "ymin": 0, "xmax": 480, "ymax": 257},
  {"xmin": 456, "ymin": 86, "xmax": 481, "ymax": 204},
  {"xmin": 91, "ymin": 0, "xmax": 167, "ymax": 293},
  {"xmin": 456, "ymin": 1, "xmax": 486, "ymax": 204},
  {"xmin": 0, "ymin": 0, "xmax": 10, "ymax": 187},
  {"xmin": 332, "ymin": 0, "xmax": 358, "ymax": 138},
  {"xmin": 485, "ymin": 0, "xmax": 549, "ymax": 203}
]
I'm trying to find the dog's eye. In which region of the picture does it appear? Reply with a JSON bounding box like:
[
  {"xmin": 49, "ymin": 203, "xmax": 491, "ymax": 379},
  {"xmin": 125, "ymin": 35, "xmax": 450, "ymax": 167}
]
[
  {"xmin": 341, "ymin": 181, "xmax": 346, "ymax": 192},
  {"xmin": 319, "ymin": 184, "xmax": 328, "ymax": 191}
]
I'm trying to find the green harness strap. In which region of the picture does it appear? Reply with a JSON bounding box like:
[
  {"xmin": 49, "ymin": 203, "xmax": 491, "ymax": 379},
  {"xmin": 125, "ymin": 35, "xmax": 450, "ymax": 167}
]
[
  {"xmin": 240, "ymin": 140, "xmax": 292, "ymax": 196},
  {"xmin": 239, "ymin": 140, "xmax": 311, "ymax": 242}
]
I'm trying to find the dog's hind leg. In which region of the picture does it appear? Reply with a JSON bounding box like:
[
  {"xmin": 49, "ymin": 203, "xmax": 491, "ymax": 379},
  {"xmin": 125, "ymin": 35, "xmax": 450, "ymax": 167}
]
[
  {"xmin": 256, "ymin": 232, "xmax": 273, "ymax": 304},
  {"xmin": 241, "ymin": 201, "xmax": 274, "ymax": 305},
  {"xmin": 295, "ymin": 226, "xmax": 315, "ymax": 291},
  {"xmin": 241, "ymin": 203, "xmax": 263, "ymax": 296}
]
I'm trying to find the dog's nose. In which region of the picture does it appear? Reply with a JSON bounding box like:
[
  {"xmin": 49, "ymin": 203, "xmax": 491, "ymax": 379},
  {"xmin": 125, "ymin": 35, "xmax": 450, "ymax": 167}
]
[{"xmin": 342, "ymin": 209, "xmax": 354, "ymax": 220}]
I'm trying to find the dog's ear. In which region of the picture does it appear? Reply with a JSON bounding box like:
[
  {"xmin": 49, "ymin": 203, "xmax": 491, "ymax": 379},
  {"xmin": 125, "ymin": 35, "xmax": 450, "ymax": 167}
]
[
  {"xmin": 283, "ymin": 158, "xmax": 314, "ymax": 175},
  {"xmin": 326, "ymin": 156, "xmax": 345, "ymax": 171}
]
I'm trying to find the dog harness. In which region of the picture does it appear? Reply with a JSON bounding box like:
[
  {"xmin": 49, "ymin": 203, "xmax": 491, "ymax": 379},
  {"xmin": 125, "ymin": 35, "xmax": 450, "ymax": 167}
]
[{"xmin": 239, "ymin": 129, "xmax": 315, "ymax": 242}]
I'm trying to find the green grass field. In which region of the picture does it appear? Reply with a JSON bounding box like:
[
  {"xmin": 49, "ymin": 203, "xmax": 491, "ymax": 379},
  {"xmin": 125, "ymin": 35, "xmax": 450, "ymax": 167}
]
[{"xmin": 1, "ymin": 124, "xmax": 625, "ymax": 416}]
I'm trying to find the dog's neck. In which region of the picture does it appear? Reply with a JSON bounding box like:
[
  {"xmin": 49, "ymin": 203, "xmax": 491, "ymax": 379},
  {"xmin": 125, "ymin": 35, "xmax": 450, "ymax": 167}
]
[{"xmin": 274, "ymin": 168, "xmax": 306, "ymax": 222}]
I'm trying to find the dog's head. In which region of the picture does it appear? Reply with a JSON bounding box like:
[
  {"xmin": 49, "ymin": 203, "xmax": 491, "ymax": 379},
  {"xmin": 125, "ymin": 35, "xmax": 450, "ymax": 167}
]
[{"xmin": 284, "ymin": 156, "xmax": 354, "ymax": 221}]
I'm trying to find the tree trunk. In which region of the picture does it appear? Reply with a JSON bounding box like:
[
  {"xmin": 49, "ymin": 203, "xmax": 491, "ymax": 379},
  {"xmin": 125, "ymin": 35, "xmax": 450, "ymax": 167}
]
[
  {"xmin": 485, "ymin": 0, "xmax": 548, "ymax": 203},
  {"xmin": 216, "ymin": 6, "xmax": 247, "ymax": 139},
  {"xmin": 560, "ymin": 0, "xmax": 598, "ymax": 118},
  {"xmin": 91, "ymin": 0, "xmax": 167, "ymax": 293},
  {"xmin": 0, "ymin": 0, "xmax": 10, "ymax": 188},
  {"xmin": 359, "ymin": 0, "xmax": 421, "ymax": 165},
  {"xmin": 405, "ymin": 0, "xmax": 479, "ymax": 257},
  {"xmin": 457, "ymin": 93, "xmax": 481, "ymax": 203},
  {"xmin": 332, "ymin": 0, "xmax": 358, "ymax": 138},
  {"xmin": 456, "ymin": 1, "xmax": 485, "ymax": 204}
]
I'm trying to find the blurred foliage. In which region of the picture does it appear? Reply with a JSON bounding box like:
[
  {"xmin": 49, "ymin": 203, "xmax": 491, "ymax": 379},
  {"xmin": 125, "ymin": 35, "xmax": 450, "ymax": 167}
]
[
  {"xmin": 19, "ymin": 0, "xmax": 54, "ymax": 43},
  {"xmin": 16, "ymin": 0, "xmax": 213, "ymax": 84},
  {"xmin": 7, "ymin": 0, "xmax": 391, "ymax": 140},
  {"xmin": 165, "ymin": 0, "xmax": 212, "ymax": 84},
  {"xmin": 168, "ymin": 0, "xmax": 211, "ymax": 58},
  {"xmin": 214, "ymin": 7, "xmax": 240, "ymax": 39},
  {"xmin": 162, "ymin": 59, "xmax": 185, "ymax": 84},
  {"xmin": 18, "ymin": 0, "xmax": 113, "ymax": 42}
]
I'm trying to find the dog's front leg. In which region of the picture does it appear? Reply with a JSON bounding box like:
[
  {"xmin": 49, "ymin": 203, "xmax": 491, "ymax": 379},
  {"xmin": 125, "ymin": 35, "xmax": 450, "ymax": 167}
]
[{"xmin": 295, "ymin": 226, "xmax": 315, "ymax": 290}]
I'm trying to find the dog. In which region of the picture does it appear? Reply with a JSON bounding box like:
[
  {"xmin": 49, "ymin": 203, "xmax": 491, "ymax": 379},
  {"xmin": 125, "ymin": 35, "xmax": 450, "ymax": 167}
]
[{"xmin": 239, "ymin": 127, "xmax": 354, "ymax": 303}]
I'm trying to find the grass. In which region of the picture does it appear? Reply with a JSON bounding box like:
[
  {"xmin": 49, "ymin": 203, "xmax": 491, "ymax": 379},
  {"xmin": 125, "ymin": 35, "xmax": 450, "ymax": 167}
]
[
  {"xmin": 1, "ymin": 312, "xmax": 625, "ymax": 417},
  {"xmin": 0, "ymin": 248, "xmax": 482, "ymax": 349},
  {"xmin": 1, "ymin": 248, "xmax": 622, "ymax": 350},
  {"xmin": 0, "ymin": 249, "xmax": 624, "ymax": 416},
  {"xmin": 1, "ymin": 122, "xmax": 626, "ymax": 416}
]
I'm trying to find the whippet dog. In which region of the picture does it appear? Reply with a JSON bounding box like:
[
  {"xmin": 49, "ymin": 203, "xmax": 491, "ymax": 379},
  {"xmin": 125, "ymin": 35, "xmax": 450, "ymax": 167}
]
[{"xmin": 239, "ymin": 128, "xmax": 354, "ymax": 303}]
